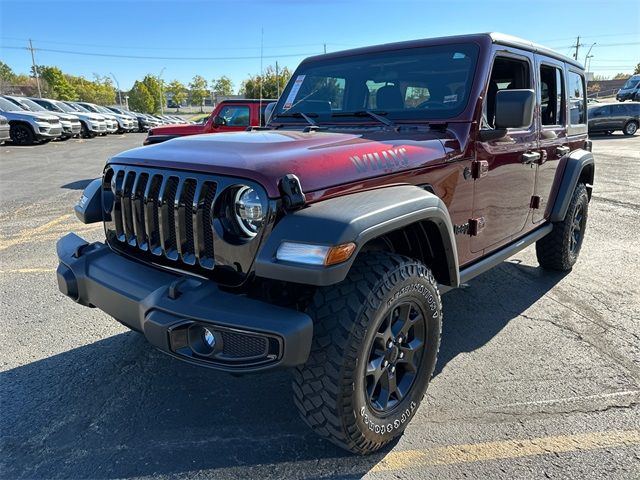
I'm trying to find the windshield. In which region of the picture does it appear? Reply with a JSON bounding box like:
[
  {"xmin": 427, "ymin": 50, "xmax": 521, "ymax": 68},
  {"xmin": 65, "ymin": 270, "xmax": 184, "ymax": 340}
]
[
  {"xmin": 55, "ymin": 101, "xmax": 77, "ymax": 113},
  {"xmin": 80, "ymin": 103, "xmax": 100, "ymax": 113},
  {"xmin": 0, "ymin": 97, "xmax": 25, "ymax": 112},
  {"xmin": 16, "ymin": 97, "xmax": 47, "ymax": 112},
  {"xmin": 273, "ymin": 43, "xmax": 479, "ymax": 124},
  {"xmin": 622, "ymin": 77, "xmax": 640, "ymax": 89},
  {"xmin": 67, "ymin": 103, "xmax": 90, "ymax": 113}
]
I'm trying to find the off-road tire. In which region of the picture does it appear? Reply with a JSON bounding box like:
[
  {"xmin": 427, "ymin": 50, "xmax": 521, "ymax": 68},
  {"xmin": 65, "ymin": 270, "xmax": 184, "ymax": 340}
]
[
  {"xmin": 623, "ymin": 121, "xmax": 638, "ymax": 136},
  {"xmin": 536, "ymin": 183, "xmax": 589, "ymax": 271},
  {"xmin": 293, "ymin": 252, "xmax": 442, "ymax": 454},
  {"xmin": 9, "ymin": 124, "xmax": 35, "ymax": 145}
]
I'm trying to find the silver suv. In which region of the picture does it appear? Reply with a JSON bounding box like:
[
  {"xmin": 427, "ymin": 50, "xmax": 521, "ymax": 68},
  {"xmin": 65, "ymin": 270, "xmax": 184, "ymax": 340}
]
[
  {"xmin": 31, "ymin": 98, "xmax": 107, "ymax": 138},
  {"xmin": 64, "ymin": 102, "xmax": 116, "ymax": 134},
  {"xmin": 0, "ymin": 96, "xmax": 63, "ymax": 145},
  {"xmin": 3, "ymin": 95, "xmax": 81, "ymax": 139},
  {"xmin": 77, "ymin": 102, "xmax": 134, "ymax": 133}
]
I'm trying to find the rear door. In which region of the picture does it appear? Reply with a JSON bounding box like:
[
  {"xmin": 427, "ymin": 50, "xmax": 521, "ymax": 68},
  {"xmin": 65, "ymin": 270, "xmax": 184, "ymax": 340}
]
[{"xmin": 534, "ymin": 56, "xmax": 569, "ymax": 223}]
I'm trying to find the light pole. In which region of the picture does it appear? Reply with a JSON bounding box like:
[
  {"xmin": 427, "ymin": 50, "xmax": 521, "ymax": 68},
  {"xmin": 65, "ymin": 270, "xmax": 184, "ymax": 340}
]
[
  {"xmin": 584, "ymin": 43, "xmax": 596, "ymax": 70},
  {"xmin": 158, "ymin": 67, "xmax": 166, "ymax": 115},
  {"xmin": 110, "ymin": 72, "xmax": 122, "ymax": 106}
]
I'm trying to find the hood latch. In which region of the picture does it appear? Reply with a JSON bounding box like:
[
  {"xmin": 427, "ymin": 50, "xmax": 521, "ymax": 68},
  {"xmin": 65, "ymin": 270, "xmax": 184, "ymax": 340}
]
[{"xmin": 279, "ymin": 174, "xmax": 306, "ymax": 210}]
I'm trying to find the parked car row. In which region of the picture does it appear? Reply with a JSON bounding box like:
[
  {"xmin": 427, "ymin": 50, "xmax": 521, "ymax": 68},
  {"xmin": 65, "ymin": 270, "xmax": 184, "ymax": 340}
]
[{"xmin": 0, "ymin": 94, "xmax": 191, "ymax": 146}]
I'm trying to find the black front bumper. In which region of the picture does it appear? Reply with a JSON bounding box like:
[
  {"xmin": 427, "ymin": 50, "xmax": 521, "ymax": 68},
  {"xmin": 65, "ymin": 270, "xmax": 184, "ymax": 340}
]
[{"xmin": 56, "ymin": 233, "xmax": 313, "ymax": 372}]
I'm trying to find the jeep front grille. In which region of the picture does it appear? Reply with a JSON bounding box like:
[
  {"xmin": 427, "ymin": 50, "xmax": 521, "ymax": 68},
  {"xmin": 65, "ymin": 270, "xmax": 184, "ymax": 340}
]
[
  {"xmin": 103, "ymin": 164, "xmax": 273, "ymax": 283},
  {"xmin": 104, "ymin": 165, "xmax": 218, "ymax": 270}
]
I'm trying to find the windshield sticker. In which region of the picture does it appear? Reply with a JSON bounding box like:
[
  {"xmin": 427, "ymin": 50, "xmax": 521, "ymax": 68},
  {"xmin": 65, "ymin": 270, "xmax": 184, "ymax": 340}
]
[
  {"xmin": 283, "ymin": 75, "xmax": 306, "ymax": 109},
  {"xmin": 443, "ymin": 94, "xmax": 458, "ymax": 103}
]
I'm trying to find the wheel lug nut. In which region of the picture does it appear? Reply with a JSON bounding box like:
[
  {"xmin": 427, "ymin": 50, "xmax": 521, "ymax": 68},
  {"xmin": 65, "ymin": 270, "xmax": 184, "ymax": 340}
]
[
  {"xmin": 399, "ymin": 352, "xmax": 404, "ymax": 359},
  {"xmin": 397, "ymin": 336, "xmax": 403, "ymax": 344},
  {"xmin": 387, "ymin": 340, "xmax": 394, "ymax": 348},
  {"xmin": 390, "ymin": 366, "xmax": 396, "ymax": 374},
  {"xmin": 382, "ymin": 360, "xmax": 388, "ymax": 368}
]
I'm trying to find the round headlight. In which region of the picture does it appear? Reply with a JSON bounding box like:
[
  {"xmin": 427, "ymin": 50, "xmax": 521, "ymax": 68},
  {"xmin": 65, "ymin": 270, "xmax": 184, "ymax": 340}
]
[{"xmin": 234, "ymin": 186, "xmax": 264, "ymax": 237}]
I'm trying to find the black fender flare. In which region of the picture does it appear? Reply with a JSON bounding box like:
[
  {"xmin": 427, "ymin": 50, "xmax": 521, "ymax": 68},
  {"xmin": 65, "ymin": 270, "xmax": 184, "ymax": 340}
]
[
  {"xmin": 254, "ymin": 185, "xmax": 460, "ymax": 287},
  {"xmin": 549, "ymin": 149, "xmax": 594, "ymax": 222}
]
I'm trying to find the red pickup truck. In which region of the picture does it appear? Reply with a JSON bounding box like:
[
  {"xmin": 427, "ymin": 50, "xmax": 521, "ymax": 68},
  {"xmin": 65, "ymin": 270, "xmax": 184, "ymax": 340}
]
[{"xmin": 143, "ymin": 99, "xmax": 275, "ymax": 145}]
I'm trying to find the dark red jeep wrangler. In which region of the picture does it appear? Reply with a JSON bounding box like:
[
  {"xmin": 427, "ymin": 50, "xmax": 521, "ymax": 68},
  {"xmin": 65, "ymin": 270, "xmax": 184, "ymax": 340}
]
[
  {"xmin": 57, "ymin": 33, "xmax": 594, "ymax": 454},
  {"xmin": 143, "ymin": 99, "xmax": 276, "ymax": 145}
]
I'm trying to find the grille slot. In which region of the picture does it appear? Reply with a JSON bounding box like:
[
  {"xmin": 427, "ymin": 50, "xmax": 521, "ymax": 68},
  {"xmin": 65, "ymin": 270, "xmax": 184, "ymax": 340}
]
[{"xmin": 107, "ymin": 167, "xmax": 218, "ymax": 270}]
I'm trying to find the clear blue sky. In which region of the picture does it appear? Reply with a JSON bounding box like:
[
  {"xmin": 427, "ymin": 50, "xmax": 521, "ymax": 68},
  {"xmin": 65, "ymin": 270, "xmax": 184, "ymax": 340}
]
[{"xmin": 1, "ymin": 0, "xmax": 638, "ymax": 91}]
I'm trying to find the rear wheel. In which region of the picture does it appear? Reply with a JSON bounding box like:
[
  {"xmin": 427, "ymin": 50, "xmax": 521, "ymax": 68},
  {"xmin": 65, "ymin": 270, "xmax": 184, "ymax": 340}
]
[
  {"xmin": 293, "ymin": 252, "xmax": 442, "ymax": 454},
  {"xmin": 536, "ymin": 183, "xmax": 589, "ymax": 271},
  {"xmin": 623, "ymin": 121, "xmax": 638, "ymax": 136},
  {"xmin": 9, "ymin": 124, "xmax": 35, "ymax": 145}
]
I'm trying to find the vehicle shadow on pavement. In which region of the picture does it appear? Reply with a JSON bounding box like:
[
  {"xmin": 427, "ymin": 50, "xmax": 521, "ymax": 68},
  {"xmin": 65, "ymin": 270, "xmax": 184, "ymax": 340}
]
[
  {"xmin": 61, "ymin": 178, "xmax": 97, "ymax": 190},
  {"xmin": 435, "ymin": 260, "xmax": 567, "ymax": 378},
  {"xmin": 0, "ymin": 261, "xmax": 566, "ymax": 479}
]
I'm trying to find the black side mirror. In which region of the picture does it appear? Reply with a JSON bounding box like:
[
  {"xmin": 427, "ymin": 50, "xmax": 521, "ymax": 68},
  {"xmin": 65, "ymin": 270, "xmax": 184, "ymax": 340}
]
[
  {"xmin": 213, "ymin": 115, "xmax": 226, "ymax": 127},
  {"xmin": 494, "ymin": 89, "xmax": 535, "ymax": 129}
]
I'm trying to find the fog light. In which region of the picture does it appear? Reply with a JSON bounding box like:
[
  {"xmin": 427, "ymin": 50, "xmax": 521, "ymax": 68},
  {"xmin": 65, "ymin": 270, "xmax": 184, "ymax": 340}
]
[{"xmin": 202, "ymin": 327, "xmax": 216, "ymax": 348}]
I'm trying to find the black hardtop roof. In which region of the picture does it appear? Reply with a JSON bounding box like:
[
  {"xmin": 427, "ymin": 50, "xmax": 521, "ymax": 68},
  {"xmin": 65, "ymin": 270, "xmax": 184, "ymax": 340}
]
[
  {"xmin": 302, "ymin": 32, "xmax": 583, "ymax": 70},
  {"xmin": 219, "ymin": 99, "xmax": 277, "ymax": 104}
]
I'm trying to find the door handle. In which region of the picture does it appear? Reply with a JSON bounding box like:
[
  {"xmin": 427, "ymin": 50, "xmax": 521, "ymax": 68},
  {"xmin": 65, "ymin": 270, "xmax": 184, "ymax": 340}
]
[
  {"xmin": 521, "ymin": 151, "xmax": 541, "ymax": 164},
  {"xmin": 556, "ymin": 146, "xmax": 570, "ymax": 157}
]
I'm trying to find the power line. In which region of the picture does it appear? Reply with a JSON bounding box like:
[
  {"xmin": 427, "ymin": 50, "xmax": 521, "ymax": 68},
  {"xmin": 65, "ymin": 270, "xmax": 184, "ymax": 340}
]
[
  {"xmin": 0, "ymin": 36, "xmax": 337, "ymax": 52},
  {"xmin": 1, "ymin": 45, "xmax": 321, "ymax": 61}
]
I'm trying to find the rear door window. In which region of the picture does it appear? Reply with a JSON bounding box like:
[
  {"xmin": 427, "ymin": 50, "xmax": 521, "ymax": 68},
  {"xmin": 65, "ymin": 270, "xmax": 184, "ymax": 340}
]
[
  {"xmin": 540, "ymin": 65, "xmax": 564, "ymax": 126},
  {"xmin": 568, "ymin": 71, "xmax": 586, "ymax": 126}
]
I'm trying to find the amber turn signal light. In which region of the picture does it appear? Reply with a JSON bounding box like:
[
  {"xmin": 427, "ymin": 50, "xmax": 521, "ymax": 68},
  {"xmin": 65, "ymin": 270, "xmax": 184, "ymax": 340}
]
[{"xmin": 325, "ymin": 242, "xmax": 356, "ymax": 266}]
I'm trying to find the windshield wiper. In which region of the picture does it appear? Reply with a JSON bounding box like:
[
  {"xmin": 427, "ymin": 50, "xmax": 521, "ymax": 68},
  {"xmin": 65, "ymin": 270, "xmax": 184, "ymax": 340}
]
[
  {"xmin": 274, "ymin": 111, "xmax": 318, "ymax": 126},
  {"xmin": 332, "ymin": 110, "xmax": 395, "ymax": 127}
]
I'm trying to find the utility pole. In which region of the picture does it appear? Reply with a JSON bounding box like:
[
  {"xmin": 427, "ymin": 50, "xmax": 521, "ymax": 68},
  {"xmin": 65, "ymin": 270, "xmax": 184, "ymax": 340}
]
[
  {"xmin": 323, "ymin": 43, "xmax": 327, "ymax": 54},
  {"xmin": 28, "ymin": 39, "xmax": 42, "ymax": 98},
  {"xmin": 573, "ymin": 36, "xmax": 581, "ymax": 61},
  {"xmin": 276, "ymin": 61, "xmax": 280, "ymax": 97}
]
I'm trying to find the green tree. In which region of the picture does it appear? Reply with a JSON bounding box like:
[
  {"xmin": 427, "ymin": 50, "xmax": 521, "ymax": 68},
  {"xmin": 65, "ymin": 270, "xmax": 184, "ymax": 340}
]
[
  {"xmin": 129, "ymin": 80, "xmax": 154, "ymax": 113},
  {"xmin": 613, "ymin": 73, "xmax": 630, "ymax": 80},
  {"xmin": 239, "ymin": 65, "xmax": 292, "ymax": 99},
  {"xmin": 211, "ymin": 75, "xmax": 233, "ymax": 97},
  {"xmin": 38, "ymin": 66, "xmax": 77, "ymax": 100},
  {"xmin": 141, "ymin": 75, "xmax": 164, "ymax": 113},
  {"xmin": 166, "ymin": 80, "xmax": 187, "ymax": 111},
  {"xmin": 634, "ymin": 63, "xmax": 640, "ymax": 75},
  {"xmin": 69, "ymin": 74, "xmax": 115, "ymax": 104},
  {"xmin": 0, "ymin": 62, "xmax": 16, "ymax": 83},
  {"xmin": 189, "ymin": 75, "xmax": 209, "ymax": 112}
]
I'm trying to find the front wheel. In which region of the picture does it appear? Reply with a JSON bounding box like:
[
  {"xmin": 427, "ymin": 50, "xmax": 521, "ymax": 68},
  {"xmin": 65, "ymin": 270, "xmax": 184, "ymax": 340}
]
[
  {"xmin": 623, "ymin": 121, "xmax": 638, "ymax": 136},
  {"xmin": 536, "ymin": 183, "xmax": 589, "ymax": 271},
  {"xmin": 293, "ymin": 252, "xmax": 442, "ymax": 454},
  {"xmin": 9, "ymin": 124, "xmax": 35, "ymax": 145}
]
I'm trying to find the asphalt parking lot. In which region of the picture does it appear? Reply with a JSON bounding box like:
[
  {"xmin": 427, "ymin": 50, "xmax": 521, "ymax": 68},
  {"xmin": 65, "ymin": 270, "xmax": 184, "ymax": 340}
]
[{"xmin": 1, "ymin": 133, "xmax": 638, "ymax": 479}]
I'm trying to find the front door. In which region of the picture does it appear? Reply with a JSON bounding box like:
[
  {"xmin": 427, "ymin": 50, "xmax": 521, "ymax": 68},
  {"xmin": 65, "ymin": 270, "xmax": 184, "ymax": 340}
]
[
  {"xmin": 214, "ymin": 104, "xmax": 251, "ymax": 132},
  {"xmin": 472, "ymin": 51, "xmax": 537, "ymax": 253},
  {"xmin": 534, "ymin": 57, "xmax": 569, "ymax": 223}
]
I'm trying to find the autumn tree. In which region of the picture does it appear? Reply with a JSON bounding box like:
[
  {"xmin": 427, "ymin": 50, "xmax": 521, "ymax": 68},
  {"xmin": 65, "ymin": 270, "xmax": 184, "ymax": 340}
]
[
  {"xmin": 634, "ymin": 63, "xmax": 640, "ymax": 75},
  {"xmin": 239, "ymin": 65, "xmax": 292, "ymax": 99},
  {"xmin": 129, "ymin": 80, "xmax": 154, "ymax": 113},
  {"xmin": 166, "ymin": 80, "xmax": 187, "ymax": 111},
  {"xmin": 189, "ymin": 75, "xmax": 209, "ymax": 112},
  {"xmin": 69, "ymin": 74, "xmax": 115, "ymax": 104},
  {"xmin": 37, "ymin": 66, "xmax": 77, "ymax": 100},
  {"xmin": 211, "ymin": 75, "xmax": 233, "ymax": 97},
  {"xmin": 613, "ymin": 73, "xmax": 631, "ymax": 80}
]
